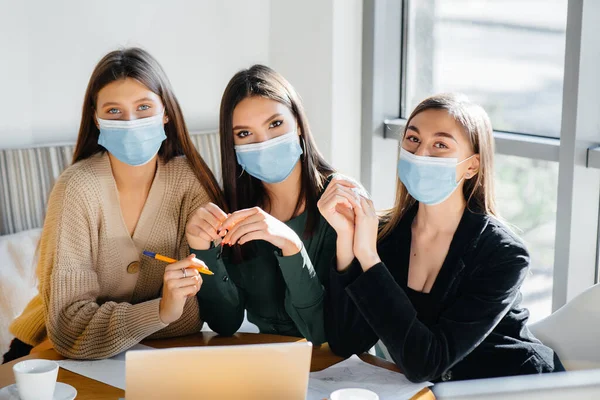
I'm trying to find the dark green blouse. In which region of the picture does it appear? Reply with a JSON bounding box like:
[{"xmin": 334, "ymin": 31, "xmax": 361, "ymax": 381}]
[{"xmin": 194, "ymin": 210, "xmax": 336, "ymax": 345}]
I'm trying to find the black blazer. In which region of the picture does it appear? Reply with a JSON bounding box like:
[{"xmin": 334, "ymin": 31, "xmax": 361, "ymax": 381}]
[{"xmin": 325, "ymin": 206, "xmax": 563, "ymax": 383}]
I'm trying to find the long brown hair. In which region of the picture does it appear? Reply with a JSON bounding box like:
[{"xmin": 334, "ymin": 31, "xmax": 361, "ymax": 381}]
[
  {"xmin": 219, "ymin": 65, "xmax": 334, "ymax": 237},
  {"xmin": 380, "ymin": 93, "xmax": 497, "ymax": 239},
  {"xmin": 72, "ymin": 47, "xmax": 225, "ymax": 207}
]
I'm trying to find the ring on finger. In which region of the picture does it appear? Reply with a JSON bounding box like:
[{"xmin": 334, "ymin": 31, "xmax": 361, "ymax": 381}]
[{"xmin": 182, "ymin": 268, "xmax": 187, "ymax": 278}]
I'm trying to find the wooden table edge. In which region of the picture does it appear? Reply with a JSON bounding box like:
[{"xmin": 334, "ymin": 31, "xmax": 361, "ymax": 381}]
[{"xmin": 2, "ymin": 333, "xmax": 435, "ymax": 399}]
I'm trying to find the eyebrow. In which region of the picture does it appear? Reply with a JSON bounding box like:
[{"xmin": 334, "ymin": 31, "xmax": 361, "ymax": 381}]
[
  {"xmin": 433, "ymin": 132, "xmax": 458, "ymax": 142},
  {"xmin": 100, "ymin": 97, "xmax": 157, "ymax": 108},
  {"xmin": 406, "ymin": 125, "xmax": 457, "ymax": 143},
  {"xmin": 233, "ymin": 113, "xmax": 283, "ymax": 131},
  {"xmin": 134, "ymin": 97, "xmax": 156, "ymax": 103}
]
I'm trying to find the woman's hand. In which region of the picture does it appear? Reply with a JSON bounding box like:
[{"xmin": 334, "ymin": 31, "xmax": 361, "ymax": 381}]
[
  {"xmin": 186, "ymin": 202, "xmax": 228, "ymax": 250},
  {"xmin": 159, "ymin": 254, "xmax": 203, "ymax": 324},
  {"xmin": 317, "ymin": 177, "xmax": 360, "ymax": 237},
  {"xmin": 317, "ymin": 177, "xmax": 363, "ymax": 271},
  {"xmin": 352, "ymin": 196, "xmax": 381, "ymax": 271},
  {"xmin": 219, "ymin": 207, "xmax": 303, "ymax": 256}
]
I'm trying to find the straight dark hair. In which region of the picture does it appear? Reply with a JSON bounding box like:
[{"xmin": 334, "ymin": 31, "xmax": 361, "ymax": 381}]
[
  {"xmin": 72, "ymin": 47, "xmax": 225, "ymax": 208},
  {"xmin": 219, "ymin": 65, "xmax": 334, "ymax": 238}
]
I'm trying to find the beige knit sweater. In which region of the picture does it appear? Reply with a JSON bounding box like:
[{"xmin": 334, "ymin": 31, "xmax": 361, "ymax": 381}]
[{"xmin": 10, "ymin": 152, "xmax": 209, "ymax": 359}]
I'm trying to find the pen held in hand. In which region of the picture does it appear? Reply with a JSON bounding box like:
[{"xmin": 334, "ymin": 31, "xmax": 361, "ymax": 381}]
[{"xmin": 142, "ymin": 250, "xmax": 214, "ymax": 275}]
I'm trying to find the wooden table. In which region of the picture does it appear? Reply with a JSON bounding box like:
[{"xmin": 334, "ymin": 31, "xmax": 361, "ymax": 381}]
[{"xmin": 0, "ymin": 333, "xmax": 434, "ymax": 399}]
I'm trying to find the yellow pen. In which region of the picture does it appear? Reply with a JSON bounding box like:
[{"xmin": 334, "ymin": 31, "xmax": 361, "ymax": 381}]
[{"xmin": 142, "ymin": 250, "xmax": 214, "ymax": 275}]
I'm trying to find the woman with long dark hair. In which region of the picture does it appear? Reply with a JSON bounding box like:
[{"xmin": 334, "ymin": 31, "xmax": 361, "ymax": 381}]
[
  {"xmin": 3, "ymin": 48, "xmax": 225, "ymax": 362},
  {"xmin": 188, "ymin": 65, "xmax": 356, "ymax": 345}
]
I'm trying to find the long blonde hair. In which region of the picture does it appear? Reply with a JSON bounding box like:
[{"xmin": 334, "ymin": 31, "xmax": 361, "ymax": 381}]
[{"xmin": 379, "ymin": 93, "xmax": 498, "ymax": 240}]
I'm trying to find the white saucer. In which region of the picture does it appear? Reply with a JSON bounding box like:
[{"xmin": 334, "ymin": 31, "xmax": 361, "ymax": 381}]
[{"xmin": 0, "ymin": 382, "xmax": 77, "ymax": 400}]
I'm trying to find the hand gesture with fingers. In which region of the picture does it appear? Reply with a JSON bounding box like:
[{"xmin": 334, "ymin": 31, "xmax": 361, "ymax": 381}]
[
  {"xmin": 352, "ymin": 197, "xmax": 381, "ymax": 271},
  {"xmin": 159, "ymin": 254, "xmax": 204, "ymax": 324},
  {"xmin": 317, "ymin": 177, "xmax": 362, "ymax": 237},
  {"xmin": 220, "ymin": 207, "xmax": 303, "ymax": 257},
  {"xmin": 186, "ymin": 202, "xmax": 229, "ymax": 250}
]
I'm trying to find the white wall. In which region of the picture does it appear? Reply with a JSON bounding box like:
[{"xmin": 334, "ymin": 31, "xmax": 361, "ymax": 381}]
[
  {"xmin": 331, "ymin": 0, "xmax": 363, "ymax": 181},
  {"xmin": 0, "ymin": 0, "xmax": 270, "ymax": 148},
  {"xmin": 270, "ymin": 0, "xmax": 363, "ymax": 180},
  {"xmin": 0, "ymin": 0, "xmax": 363, "ymax": 182},
  {"xmin": 269, "ymin": 0, "xmax": 334, "ymax": 162},
  {"xmin": 371, "ymin": 137, "xmax": 399, "ymax": 210}
]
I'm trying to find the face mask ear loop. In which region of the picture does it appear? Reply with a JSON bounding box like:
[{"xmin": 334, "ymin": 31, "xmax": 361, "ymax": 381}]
[
  {"xmin": 300, "ymin": 135, "xmax": 306, "ymax": 162},
  {"xmin": 457, "ymin": 153, "xmax": 477, "ymax": 182},
  {"xmin": 238, "ymin": 165, "xmax": 245, "ymax": 178},
  {"xmin": 457, "ymin": 153, "xmax": 476, "ymax": 165}
]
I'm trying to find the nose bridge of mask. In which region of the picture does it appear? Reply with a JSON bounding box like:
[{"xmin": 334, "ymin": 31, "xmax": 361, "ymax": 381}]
[
  {"xmin": 400, "ymin": 147, "xmax": 458, "ymax": 166},
  {"xmin": 96, "ymin": 112, "xmax": 165, "ymax": 130},
  {"xmin": 400, "ymin": 148, "xmax": 476, "ymax": 169},
  {"xmin": 234, "ymin": 130, "xmax": 298, "ymax": 153}
]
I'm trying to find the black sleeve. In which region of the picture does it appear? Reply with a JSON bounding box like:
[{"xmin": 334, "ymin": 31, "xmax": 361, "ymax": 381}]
[
  {"xmin": 325, "ymin": 258, "xmax": 379, "ymax": 356},
  {"xmin": 344, "ymin": 243, "xmax": 530, "ymax": 383}
]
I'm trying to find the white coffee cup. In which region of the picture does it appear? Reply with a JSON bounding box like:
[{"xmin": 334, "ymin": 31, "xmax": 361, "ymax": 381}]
[
  {"xmin": 13, "ymin": 359, "xmax": 59, "ymax": 400},
  {"xmin": 330, "ymin": 388, "xmax": 380, "ymax": 400}
]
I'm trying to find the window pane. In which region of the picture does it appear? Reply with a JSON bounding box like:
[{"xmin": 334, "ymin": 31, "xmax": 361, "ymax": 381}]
[
  {"xmin": 404, "ymin": 0, "xmax": 567, "ymax": 137},
  {"xmin": 495, "ymin": 154, "xmax": 558, "ymax": 322}
]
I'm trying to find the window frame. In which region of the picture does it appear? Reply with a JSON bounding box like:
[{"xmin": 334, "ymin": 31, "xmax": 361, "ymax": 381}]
[{"xmin": 361, "ymin": 0, "xmax": 600, "ymax": 312}]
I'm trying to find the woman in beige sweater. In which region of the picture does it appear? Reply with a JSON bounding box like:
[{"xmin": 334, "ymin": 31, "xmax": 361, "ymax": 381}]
[{"xmin": 2, "ymin": 48, "xmax": 225, "ymax": 362}]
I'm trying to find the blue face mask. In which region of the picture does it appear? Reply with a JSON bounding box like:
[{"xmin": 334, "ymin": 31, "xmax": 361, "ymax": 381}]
[
  {"xmin": 97, "ymin": 113, "xmax": 167, "ymax": 166},
  {"xmin": 398, "ymin": 147, "xmax": 474, "ymax": 205},
  {"xmin": 235, "ymin": 130, "xmax": 303, "ymax": 184}
]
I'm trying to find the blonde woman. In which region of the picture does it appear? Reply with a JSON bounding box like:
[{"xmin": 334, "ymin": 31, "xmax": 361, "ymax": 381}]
[{"xmin": 325, "ymin": 94, "xmax": 564, "ymax": 382}]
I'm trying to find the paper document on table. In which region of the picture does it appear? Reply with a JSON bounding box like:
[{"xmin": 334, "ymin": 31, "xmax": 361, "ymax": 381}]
[
  {"xmin": 56, "ymin": 344, "xmax": 152, "ymax": 390},
  {"xmin": 307, "ymin": 355, "xmax": 432, "ymax": 400}
]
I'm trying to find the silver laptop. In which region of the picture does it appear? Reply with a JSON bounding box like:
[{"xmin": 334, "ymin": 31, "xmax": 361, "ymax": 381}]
[
  {"xmin": 126, "ymin": 342, "xmax": 312, "ymax": 400},
  {"xmin": 433, "ymin": 368, "xmax": 600, "ymax": 399}
]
